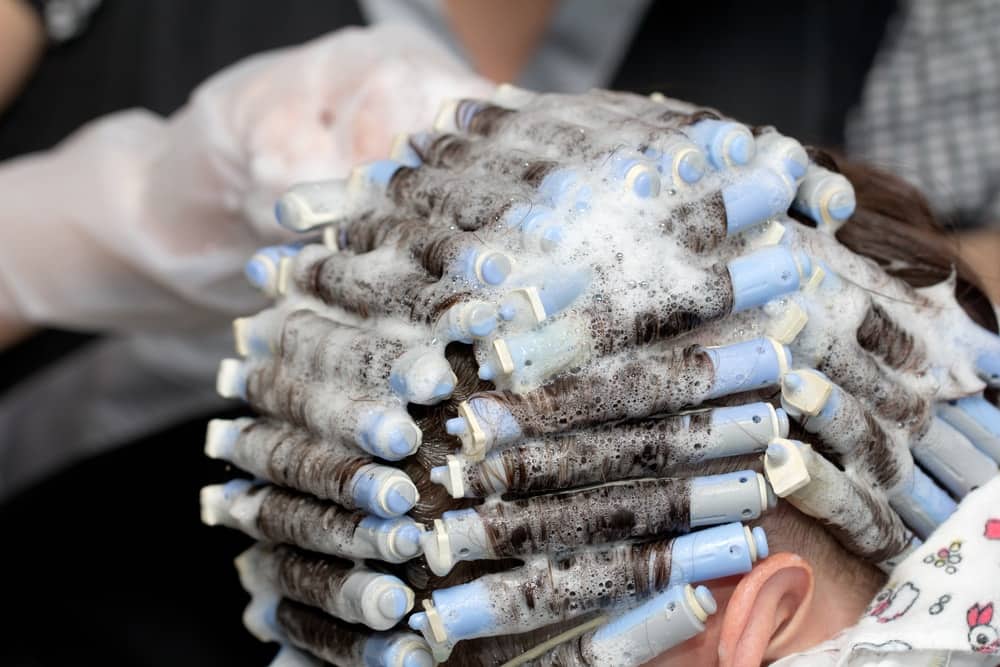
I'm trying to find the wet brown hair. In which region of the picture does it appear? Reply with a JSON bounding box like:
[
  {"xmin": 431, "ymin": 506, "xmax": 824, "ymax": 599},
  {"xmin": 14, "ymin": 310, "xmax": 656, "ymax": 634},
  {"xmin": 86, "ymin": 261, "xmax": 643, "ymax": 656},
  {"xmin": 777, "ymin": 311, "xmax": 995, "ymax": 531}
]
[
  {"xmin": 401, "ymin": 155, "xmax": 999, "ymax": 666},
  {"xmin": 812, "ymin": 151, "xmax": 997, "ymax": 333}
]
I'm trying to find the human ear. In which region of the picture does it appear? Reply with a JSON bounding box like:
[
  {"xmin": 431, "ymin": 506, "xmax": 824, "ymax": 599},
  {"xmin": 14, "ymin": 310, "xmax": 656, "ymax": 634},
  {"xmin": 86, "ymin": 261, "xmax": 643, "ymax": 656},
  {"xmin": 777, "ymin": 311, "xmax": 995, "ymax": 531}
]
[{"xmin": 716, "ymin": 552, "xmax": 815, "ymax": 667}]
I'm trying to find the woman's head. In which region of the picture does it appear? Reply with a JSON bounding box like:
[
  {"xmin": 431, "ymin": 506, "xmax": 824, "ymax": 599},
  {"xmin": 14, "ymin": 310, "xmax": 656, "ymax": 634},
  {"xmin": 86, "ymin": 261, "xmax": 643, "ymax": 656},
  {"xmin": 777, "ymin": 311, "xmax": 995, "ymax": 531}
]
[{"xmin": 202, "ymin": 86, "xmax": 1000, "ymax": 666}]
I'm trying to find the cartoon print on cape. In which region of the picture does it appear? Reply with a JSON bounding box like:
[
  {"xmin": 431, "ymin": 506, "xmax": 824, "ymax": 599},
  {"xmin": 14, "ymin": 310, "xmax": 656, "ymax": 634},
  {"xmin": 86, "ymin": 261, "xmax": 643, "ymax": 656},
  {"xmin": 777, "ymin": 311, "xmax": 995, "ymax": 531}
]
[
  {"xmin": 868, "ymin": 582, "xmax": 920, "ymax": 624},
  {"xmin": 967, "ymin": 603, "xmax": 1000, "ymax": 655}
]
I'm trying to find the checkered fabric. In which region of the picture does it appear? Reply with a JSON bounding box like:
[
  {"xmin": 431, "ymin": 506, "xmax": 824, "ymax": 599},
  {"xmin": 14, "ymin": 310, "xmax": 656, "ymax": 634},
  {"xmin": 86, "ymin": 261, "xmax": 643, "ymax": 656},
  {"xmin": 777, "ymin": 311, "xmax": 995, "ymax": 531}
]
[{"xmin": 847, "ymin": 0, "xmax": 1000, "ymax": 228}]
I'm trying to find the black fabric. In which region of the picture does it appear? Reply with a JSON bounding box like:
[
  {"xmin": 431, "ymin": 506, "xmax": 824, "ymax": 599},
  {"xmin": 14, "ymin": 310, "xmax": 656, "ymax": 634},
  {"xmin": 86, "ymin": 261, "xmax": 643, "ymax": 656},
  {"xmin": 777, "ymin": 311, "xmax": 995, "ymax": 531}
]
[
  {"xmin": 0, "ymin": 411, "xmax": 272, "ymax": 666},
  {"xmin": 610, "ymin": 0, "xmax": 897, "ymax": 148}
]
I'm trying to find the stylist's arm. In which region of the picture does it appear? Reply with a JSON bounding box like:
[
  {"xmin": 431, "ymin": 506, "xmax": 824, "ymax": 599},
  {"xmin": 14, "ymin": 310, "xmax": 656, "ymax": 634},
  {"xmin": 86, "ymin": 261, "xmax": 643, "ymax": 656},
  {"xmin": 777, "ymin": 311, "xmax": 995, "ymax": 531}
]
[
  {"xmin": 0, "ymin": 0, "xmax": 44, "ymax": 113},
  {"xmin": 0, "ymin": 0, "xmax": 44, "ymax": 346}
]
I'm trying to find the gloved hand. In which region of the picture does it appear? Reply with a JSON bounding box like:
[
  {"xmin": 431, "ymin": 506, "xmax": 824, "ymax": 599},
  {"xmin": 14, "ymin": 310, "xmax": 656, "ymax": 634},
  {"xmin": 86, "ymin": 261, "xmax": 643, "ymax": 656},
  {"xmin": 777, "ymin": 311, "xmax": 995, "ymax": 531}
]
[{"xmin": 0, "ymin": 24, "xmax": 492, "ymax": 333}]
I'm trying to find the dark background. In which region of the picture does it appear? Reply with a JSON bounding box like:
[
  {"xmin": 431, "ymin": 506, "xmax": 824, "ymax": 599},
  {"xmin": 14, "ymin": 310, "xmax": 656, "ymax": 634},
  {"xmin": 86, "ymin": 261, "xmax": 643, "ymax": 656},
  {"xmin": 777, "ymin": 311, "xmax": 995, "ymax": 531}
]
[{"xmin": 0, "ymin": 1, "xmax": 893, "ymax": 664}]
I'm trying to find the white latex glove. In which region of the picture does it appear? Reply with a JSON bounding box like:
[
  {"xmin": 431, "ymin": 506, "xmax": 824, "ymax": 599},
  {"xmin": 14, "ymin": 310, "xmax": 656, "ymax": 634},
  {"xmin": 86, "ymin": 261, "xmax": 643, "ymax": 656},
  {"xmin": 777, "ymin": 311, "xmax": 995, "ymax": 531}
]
[{"xmin": 0, "ymin": 24, "xmax": 492, "ymax": 332}]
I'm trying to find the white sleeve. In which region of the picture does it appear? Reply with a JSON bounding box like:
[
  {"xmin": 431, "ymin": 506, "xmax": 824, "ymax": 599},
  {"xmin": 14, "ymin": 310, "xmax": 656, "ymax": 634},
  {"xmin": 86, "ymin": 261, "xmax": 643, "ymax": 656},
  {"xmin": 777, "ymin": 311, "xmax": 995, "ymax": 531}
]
[{"xmin": 0, "ymin": 24, "xmax": 490, "ymax": 333}]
